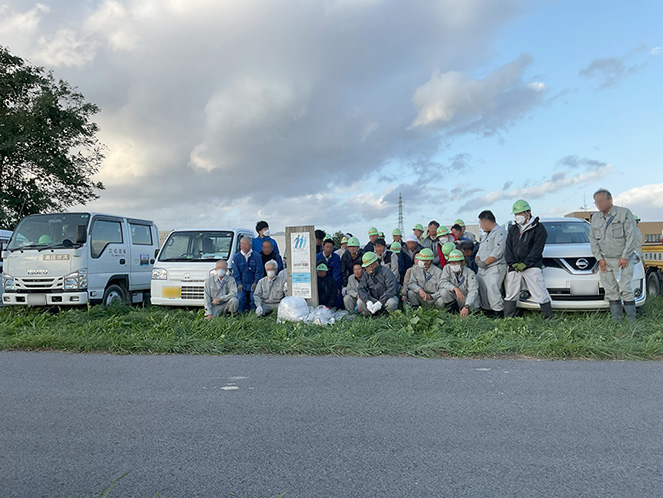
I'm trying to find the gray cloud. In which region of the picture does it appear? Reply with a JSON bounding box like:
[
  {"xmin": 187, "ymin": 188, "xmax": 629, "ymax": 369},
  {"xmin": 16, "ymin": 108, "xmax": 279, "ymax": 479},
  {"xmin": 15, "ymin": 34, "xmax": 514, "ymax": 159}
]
[{"xmin": 578, "ymin": 49, "xmax": 646, "ymax": 89}]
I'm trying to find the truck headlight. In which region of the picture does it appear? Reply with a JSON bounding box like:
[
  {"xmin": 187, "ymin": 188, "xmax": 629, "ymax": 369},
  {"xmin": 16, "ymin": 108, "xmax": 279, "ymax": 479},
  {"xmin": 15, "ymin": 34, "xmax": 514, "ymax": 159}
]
[
  {"xmin": 2, "ymin": 274, "xmax": 14, "ymax": 291},
  {"xmin": 64, "ymin": 268, "xmax": 87, "ymax": 291},
  {"xmin": 152, "ymin": 268, "xmax": 167, "ymax": 280}
]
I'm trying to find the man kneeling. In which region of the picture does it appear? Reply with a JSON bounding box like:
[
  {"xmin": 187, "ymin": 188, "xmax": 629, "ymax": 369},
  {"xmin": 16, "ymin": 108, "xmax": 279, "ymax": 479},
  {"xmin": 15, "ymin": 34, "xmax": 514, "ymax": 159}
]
[
  {"xmin": 357, "ymin": 251, "xmax": 399, "ymax": 317},
  {"xmin": 407, "ymin": 248, "xmax": 445, "ymax": 308},
  {"xmin": 440, "ymin": 250, "xmax": 480, "ymax": 317},
  {"xmin": 343, "ymin": 262, "xmax": 364, "ymax": 313},
  {"xmin": 204, "ymin": 260, "xmax": 239, "ymax": 319},
  {"xmin": 254, "ymin": 260, "xmax": 286, "ymax": 316}
]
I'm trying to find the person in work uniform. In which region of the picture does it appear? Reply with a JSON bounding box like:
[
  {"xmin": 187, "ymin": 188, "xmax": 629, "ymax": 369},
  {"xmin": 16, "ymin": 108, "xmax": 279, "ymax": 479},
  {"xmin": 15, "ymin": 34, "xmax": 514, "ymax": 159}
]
[
  {"xmin": 374, "ymin": 238, "xmax": 400, "ymax": 281},
  {"xmin": 390, "ymin": 241, "xmax": 407, "ymax": 284},
  {"xmin": 254, "ymin": 260, "xmax": 286, "ymax": 316},
  {"xmin": 454, "ymin": 219, "xmax": 477, "ymax": 243},
  {"xmin": 253, "ymin": 221, "xmax": 280, "ymax": 255},
  {"xmin": 391, "ymin": 228, "xmax": 403, "ymax": 245},
  {"xmin": 342, "ymin": 262, "xmax": 364, "ymax": 313},
  {"xmin": 259, "ymin": 238, "xmax": 284, "ymax": 273},
  {"xmin": 633, "ymin": 216, "xmax": 643, "ymax": 260},
  {"xmin": 401, "ymin": 234, "xmax": 423, "ymax": 274},
  {"xmin": 504, "ymin": 199, "xmax": 553, "ymax": 319},
  {"xmin": 457, "ymin": 239, "xmax": 479, "ymax": 274},
  {"xmin": 364, "ymin": 227, "xmax": 380, "ymax": 252},
  {"xmin": 341, "ymin": 236, "xmax": 364, "ymax": 288},
  {"xmin": 317, "ymin": 263, "xmax": 338, "ymax": 308},
  {"xmin": 420, "ymin": 221, "xmax": 440, "ymax": 250},
  {"xmin": 204, "ymin": 260, "xmax": 239, "ymax": 319},
  {"xmin": 401, "ymin": 253, "xmax": 419, "ymax": 305},
  {"xmin": 412, "ymin": 223, "xmax": 425, "ymax": 242},
  {"xmin": 232, "ymin": 237, "xmax": 264, "ymax": 313},
  {"xmin": 335, "ymin": 236, "xmax": 349, "ymax": 259},
  {"xmin": 407, "ymin": 248, "xmax": 446, "ymax": 308},
  {"xmin": 475, "ymin": 210, "xmax": 507, "ymax": 317},
  {"xmin": 439, "ymin": 250, "xmax": 480, "ymax": 317},
  {"xmin": 357, "ymin": 251, "xmax": 400, "ymax": 316},
  {"xmin": 589, "ymin": 188, "xmax": 638, "ymax": 321}
]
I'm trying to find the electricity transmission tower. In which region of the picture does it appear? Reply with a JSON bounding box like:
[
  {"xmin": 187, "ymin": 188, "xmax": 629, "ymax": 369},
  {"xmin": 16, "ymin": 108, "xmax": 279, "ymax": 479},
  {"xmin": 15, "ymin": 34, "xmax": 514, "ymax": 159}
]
[{"xmin": 397, "ymin": 193, "xmax": 404, "ymax": 233}]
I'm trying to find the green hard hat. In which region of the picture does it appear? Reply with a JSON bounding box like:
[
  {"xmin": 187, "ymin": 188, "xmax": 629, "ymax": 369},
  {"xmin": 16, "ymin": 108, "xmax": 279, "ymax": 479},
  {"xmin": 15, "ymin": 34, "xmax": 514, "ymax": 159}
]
[
  {"xmin": 412, "ymin": 223, "xmax": 424, "ymax": 231},
  {"xmin": 392, "ymin": 228, "xmax": 402, "ymax": 236},
  {"xmin": 324, "ymin": 233, "xmax": 334, "ymax": 241},
  {"xmin": 390, "ymin": 241, "xmax": 402, "ymax": 253},
  {"xmin": 436, "ymin": 226, "xmax": 449, "ymax": 238},
  {"xmin": 362, "ymin": 251, "xmax": 378, "ymax": 267},
  {"xmin": 341, "ymin": 236, "xmax": 349, "ymax": 244},
  {"xmin": 38, "ymin": 234, "xmax": 52, "ymax": 244},
  {"xmin": 512, "ymin": 199, "xmax": 531, "ymax": 214},
  {"xmin": 418, "ymin": 248, "xmax": 434, "ymax": 261},
  {"xmin": 442, "ymin": 242, "xmax": 455, "ymax": 256},
  {"xmin": 347, "ymin": 236, "xmax": 360, "ymax": 247},
  {"xmin": 378, "ymin": 231, "xmax": 385, "ymax": 238},
  {"xmin": 316, "ymin": 263, "xmax": 328, "ymax": 271},
  {"xmin": 454, "ymin": 219, "xmax": 465, "ymax": 227},
  {"xmin": 448, "ymin": 250, "xmax": 465, "ymax": 262},
  {"xmin": 368, "ymin": 227, "xmax": 379, "ymax": 236}
]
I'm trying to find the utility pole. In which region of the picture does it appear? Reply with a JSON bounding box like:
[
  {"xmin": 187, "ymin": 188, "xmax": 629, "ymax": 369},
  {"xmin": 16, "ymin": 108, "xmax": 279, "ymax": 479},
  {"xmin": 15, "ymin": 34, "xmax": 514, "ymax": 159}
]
[{"xmin": 397, "ymin": 193, "xmax": 404, "ymax": 233}]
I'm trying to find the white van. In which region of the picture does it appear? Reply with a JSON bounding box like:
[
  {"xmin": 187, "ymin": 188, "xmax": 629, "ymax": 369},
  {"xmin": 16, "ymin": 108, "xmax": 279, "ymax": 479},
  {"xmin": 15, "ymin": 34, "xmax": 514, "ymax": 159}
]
[
  {"xmin": 2, "ymin": 212, "xmax": 159, "ymax": 306},
  {"xmin": 151, "ymin": 228, "xmax": 254, "ymax": 307}
]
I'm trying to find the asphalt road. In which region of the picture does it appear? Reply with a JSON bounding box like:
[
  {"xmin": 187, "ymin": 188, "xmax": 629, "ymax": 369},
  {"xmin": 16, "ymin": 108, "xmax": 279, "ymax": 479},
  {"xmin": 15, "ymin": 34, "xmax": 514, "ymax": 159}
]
[{"xmin": 1, "ymin": 352, "xmax": 662, "ymax": 498}]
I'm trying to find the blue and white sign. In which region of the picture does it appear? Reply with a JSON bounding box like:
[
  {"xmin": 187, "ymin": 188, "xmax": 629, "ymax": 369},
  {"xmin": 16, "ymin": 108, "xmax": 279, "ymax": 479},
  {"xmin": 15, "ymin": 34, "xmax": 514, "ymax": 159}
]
[{"xmin": 290, "ymin": 231, "xmax": 312, "ymax": 298}]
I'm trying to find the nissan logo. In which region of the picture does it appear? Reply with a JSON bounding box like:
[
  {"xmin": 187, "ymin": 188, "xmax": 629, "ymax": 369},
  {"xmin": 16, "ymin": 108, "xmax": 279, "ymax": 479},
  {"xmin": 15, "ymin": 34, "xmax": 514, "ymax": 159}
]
[{"xmin": 576, "ymin": 258, "xmax": 589, "ymax": 270}]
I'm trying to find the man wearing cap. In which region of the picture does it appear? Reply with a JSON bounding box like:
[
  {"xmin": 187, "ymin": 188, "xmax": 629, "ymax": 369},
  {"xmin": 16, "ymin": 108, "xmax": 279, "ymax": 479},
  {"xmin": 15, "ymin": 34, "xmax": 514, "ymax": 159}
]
[
  {"xmin": 433, "ymin": 227, "xmax": 453, "ymax": 267},
  {"xmin": 391, "ymin": 229, "xmax": 403, "ymax": 245},
  {"xmin": 364, "ymin": 227, "xmax": 380, "ymax": 252},
  {"xmin": 204, "ymin": 260, "xmax": 239, "ymax": 319},
  {"xmin": 357, "ymin": 251, "xmax": 400, "ymax": 316},
  {"xmin": 374, "ymin": 238, "xmax": 400, "ymax": 280},
  {"xmin": 412, "ymin": 224, "xmax": 425, "ymax": 242},
  {"xmin": 407, "ymin": 248, "xmax": 445, "ymax": 308},
  {"xmin": 335, "ymin": 236, "xmax": 349, "ymax": 258},
  {"xmin": 317, "ymin": 237, "xmax": 342, "ymax": 307},
  {"xmin": 343, "ymin": 262, "xmax": 364, "ymax": 313},
  {"xmin": 341, "ymin": 236, "xmax": 364, "ymax": 288},
  {"xmin": 454, "ymin": 219, "xmax": 477, "ymax": 243},
  {"xmin": 390, "ymin": 241, "xmax": 407, "ymax": 284},
  {"xmin": 589, "ymin": 188, "xmax": 638, "ymax": 322},
  {"xmin": 421, "ymin": 221, "xmax": 440, "ymax": 250},
  {"xmin": 317, "ymin": 263, "xmax": 338, "ymax": 308},
  {"xmin": 254, "ymin": 260, "xmax": 287, "ymax": 316},
  {"xmin": 475, "ymin": 210, "xmax": 507, "ymax": 318},
  {"xmin": 504, "ymin": 200, "xmax": 553, "ymax": 319},
  {"xmin": 232, "ymin": 236, "xmax": 265, "ymax": 313},
  {"xmin": 253, "ymin": 221, "xmax": 280, "ymax": 255},
  {"xmin": 440, "ymin": 250, "xmax": 479, "ymax": 317},
  {"xmin": 402, "ymin": 234, "xmax": 423, "ymax": 274}
]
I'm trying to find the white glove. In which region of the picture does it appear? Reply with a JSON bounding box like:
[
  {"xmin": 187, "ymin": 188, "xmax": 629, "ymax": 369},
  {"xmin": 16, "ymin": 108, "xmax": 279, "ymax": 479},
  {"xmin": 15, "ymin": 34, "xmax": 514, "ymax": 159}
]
[
  {"xmin": 372, "ymin": 301, "xmax": 383, "ymax": 314},
  {"xmin": 255, "ymin": 306, "xmax": 263, "ymax": 316},
  {"xmin": 341, "ymin": 287, "xmax": 348, "ymax": 297},
  {"xmin": 366, "ymin": 301, "xmax": 374, "ymax": 313}
]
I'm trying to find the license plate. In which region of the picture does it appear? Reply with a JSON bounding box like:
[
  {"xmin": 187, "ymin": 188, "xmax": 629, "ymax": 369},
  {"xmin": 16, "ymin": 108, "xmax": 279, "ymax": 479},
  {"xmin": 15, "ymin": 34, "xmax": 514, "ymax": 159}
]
[
  {"xmin": 27, "ymin": 294, "xmax": 47, "ymax": 306},
  {"xmin": 570, "ymin": 281, "xmax": 599, "ymax": 296},
  {"xmin": 162, "ymin": 286, "xmax": 181, "ymax": 299}
]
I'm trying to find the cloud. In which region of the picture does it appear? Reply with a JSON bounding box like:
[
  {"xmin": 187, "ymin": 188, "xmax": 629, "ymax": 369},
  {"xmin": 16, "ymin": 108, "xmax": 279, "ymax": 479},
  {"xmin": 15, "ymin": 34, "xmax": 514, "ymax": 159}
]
[
  {"xmin": 410, "ymin": 54, "xmax": 546, "ymax": 136},
  {"xmin": 614, "ymin": 183, "xmax": 663, "ymax": 221},
  {"xmin": 578, "ymin": 49, "xmax": 645, "ymax": 89},
  {"xmin": 457, "ymin": 156, "xmax": 614, "ymax": 213},
  {"xmin": 650, "ymin": 47, "xmax": 663, "ymax": 55}
]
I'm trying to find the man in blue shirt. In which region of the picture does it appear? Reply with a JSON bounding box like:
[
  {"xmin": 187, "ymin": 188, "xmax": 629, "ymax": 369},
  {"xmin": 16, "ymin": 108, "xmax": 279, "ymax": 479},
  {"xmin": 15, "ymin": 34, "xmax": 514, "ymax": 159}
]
[
  {"xmin": 232, "ymin": 237, "xmax": 264, "ymax": 313},
  {"xmin": 252, "ymin": 220, "xmax": 280, "ymax": 255}
]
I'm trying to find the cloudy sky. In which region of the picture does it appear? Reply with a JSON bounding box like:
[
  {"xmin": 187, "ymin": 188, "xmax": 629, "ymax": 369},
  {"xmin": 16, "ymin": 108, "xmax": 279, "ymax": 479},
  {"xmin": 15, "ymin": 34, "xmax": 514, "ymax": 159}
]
[{"xmin": 1, "ymin": 0, "xmax": 661, "ymax": 239}]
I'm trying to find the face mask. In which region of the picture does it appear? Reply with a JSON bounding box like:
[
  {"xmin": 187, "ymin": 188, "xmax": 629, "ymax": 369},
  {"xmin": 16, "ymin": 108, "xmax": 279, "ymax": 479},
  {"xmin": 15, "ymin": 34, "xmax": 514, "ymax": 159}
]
[
  {"xmin": 267, "ymin": 270, "xmax": 276, "ymax": 278},
  {"xmin": 451, "ymin": 265, "xmax": 462, "ymax": 273},
  {"xmin": 263, "ymin": 229, "xmax": 270, "ymax": 236},
  {"xmin": 215, "ymin": 269, "xmax": 226, "ymax": 278},
  {"xmin": 515, "ymin": 215, "xmax": 527, "ymax": 225},
  {"xmin": 417, "ymin": 260, "xmax": 426, "ymax": 268}
]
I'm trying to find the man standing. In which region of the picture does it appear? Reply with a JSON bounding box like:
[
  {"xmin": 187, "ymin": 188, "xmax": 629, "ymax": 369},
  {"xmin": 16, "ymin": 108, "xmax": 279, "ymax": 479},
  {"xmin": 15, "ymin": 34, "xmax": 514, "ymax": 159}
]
[
  {"xmin": 420, "ymin": 221, "xmax": 440, "ymax": 250},
  {"xmin": 412, "ymin": 223, "xmax": 425, "ymax": 242},
  {"xmin": 204, "ymin": 260, "xmax": 239, "ymax": 319},
  {"xmin": 401, "ymin": 234, "xmax": 423, "ymax": 274},
  {"xmin": 589, "ymin": 188, "xmax": 638, "ymax": 321},
  {"xmin": 259, "ymin": 239, "xmax": 284, "ymax": 273},
  {"xmin": 254, "ymin": 260, "xmax": 287, "ymax": 316},
  {"xmin": 357, "ymin": 252, "xmax": 400, "ymax": 316},
  {"xmin": 364, "ymin": 227, "xmax": 380, "ymax": 252},
  {"xmin": 391, "ymin": 228, "xmax": 403, "ymax": 245},
  {"xmin": 232, "ymin": 237, "xmax": 264, "ymax": 313},
  {"xmin": 504, "ymin": 200, "xmax": 553, "ymax": 319},
  {"xmin": 475, "ymin": 210, "xmax": 507, "ymax": 317},
  {"xmin": 253, "ymin": 221, "xmax": 280, "ymax": 255},
  {"xmin": 335, "ymin": 236, "xmax": 349, "ymax": 259}
]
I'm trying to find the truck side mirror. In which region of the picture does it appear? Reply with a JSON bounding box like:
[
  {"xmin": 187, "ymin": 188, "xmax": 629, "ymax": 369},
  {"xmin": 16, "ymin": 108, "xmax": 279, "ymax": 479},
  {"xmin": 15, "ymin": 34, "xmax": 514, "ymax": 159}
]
[{"xmin": 76, "ymin": 225, "xmax": 87, "ymax": 244}]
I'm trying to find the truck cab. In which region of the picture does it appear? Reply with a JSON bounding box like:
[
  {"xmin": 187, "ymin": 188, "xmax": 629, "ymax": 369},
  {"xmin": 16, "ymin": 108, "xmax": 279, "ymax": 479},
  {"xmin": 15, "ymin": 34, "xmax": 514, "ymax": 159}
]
[
  {"xmin": 150, "ymin": 228, "xmax": 254, "ymax": 307},
  {"xmin": 2, "ymin": 212, "xmax": 159, "ymax": 306},
  {"xmin": 0, "ymin": 229, "xmax": 12, "ymax": 274}
]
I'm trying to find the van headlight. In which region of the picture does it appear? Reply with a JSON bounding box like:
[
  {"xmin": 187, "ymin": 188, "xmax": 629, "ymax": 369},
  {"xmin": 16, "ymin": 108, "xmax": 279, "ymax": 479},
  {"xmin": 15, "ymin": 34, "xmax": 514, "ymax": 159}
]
[
  {"xmin": 152, "ymin": 268, "xmax": 167, "ymax": 280},
  {"xmin": 64, "ymin": 268, "xmax": 87, "ymax": 291},
  {"xmin": 2, "ymin": 274, "xmax": 14, "ymax": 291}
]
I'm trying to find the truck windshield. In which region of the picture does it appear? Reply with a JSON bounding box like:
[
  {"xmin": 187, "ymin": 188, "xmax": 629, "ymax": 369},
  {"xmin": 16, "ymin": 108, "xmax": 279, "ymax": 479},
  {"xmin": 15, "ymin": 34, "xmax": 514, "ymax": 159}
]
[
  {"xmin": 7, "ymin": 213, "xmax": 91, "ymax": 251},
  {"xmin": 159, "ymin": 231, "xmax": 234, "ymax": 262},
  {"xmin": 542, "ymin": 221, "xmax": 591, "ymax": 244}
]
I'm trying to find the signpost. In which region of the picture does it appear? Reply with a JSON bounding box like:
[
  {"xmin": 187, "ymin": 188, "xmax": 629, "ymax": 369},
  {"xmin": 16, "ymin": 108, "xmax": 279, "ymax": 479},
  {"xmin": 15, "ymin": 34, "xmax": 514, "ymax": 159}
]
[{"xmin": 285, "ymin": 225, "xmax": 318, "ymax": 306}]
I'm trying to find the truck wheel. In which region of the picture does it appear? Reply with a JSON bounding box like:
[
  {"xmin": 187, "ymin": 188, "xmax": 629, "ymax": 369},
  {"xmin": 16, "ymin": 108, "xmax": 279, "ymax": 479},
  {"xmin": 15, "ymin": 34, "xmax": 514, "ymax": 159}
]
[
  {"xmin": 102, "ymin": 283, "xmax": 129, "ymax": 306},
  {"xmin": 647, "ymin": 273, "xmax": 660, "ymax": 297}
]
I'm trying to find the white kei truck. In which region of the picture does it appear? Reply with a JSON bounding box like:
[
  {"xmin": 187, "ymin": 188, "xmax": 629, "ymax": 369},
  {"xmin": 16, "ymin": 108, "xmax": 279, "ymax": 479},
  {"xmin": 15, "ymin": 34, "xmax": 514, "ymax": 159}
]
[
  {"xmin": 2, "ymin": 212, "xmax": 159, "ymax": 306},
  {"xmin": 150, "ymin": 228, "xmax": 254, "ymax": 307}
]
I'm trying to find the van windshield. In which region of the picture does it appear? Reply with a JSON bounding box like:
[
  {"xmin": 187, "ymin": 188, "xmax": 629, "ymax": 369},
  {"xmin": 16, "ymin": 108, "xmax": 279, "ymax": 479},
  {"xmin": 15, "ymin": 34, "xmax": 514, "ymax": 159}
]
[
  {"xmin": 542, "ymin": 221, "xmax": 591, "ymax": 244},
  {"xmin": 159, "ymin": 231, "xmax": 234, "ymax": 262},
  {"xmin": 7, "ymin": 213, "xmax": 91, "ymax": 251}
]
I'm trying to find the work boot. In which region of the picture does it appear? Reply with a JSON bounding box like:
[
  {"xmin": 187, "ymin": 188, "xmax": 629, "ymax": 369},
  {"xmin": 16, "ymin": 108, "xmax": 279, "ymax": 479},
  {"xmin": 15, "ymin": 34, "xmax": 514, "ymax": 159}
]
[
  {"xmin": 503, "ymin": 300, "xmax": 518, "ymax": 318},
  {"xmin": 609, "ymin": 300, "xmax": 623, "ymax": 322},
  {"xmin": 540, "ymin": 301, "xmax": 553, "ymax": 319},
  {"xmin": 623, "ymin": 300, "xmax": 637, "ymax": 322}
]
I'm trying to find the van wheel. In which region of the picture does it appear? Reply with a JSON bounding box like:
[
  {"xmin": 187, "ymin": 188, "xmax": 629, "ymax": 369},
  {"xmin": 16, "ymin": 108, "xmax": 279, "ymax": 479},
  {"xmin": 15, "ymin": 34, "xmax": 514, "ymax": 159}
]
[
  {"xmin": 102, "ymin": 284, "xmax": 129, "ymax": 306},
  {"xmin": 647, "ymin": 273, "xmax": 660, "ymax": 297}
]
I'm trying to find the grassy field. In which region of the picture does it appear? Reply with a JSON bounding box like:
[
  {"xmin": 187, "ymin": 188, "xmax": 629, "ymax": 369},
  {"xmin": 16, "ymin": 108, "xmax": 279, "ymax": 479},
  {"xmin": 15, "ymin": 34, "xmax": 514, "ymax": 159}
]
[{"xmin": 1, "ymin": 298, "xmax": 662, "ymax": 360}]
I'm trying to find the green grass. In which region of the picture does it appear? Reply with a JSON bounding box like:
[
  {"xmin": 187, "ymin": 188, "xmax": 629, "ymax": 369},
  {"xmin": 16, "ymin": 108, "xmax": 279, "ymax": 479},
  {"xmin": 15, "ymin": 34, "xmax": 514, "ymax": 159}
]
[{"xmin": 1, "ymin": 298, "xmax": 662, "ymax": 360}]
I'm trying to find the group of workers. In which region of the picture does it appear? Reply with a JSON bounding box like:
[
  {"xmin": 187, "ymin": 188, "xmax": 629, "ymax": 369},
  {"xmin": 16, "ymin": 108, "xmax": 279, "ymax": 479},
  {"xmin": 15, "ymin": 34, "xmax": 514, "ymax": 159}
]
[{"xmin": 204, "ymin": 188, "xmax": 641, "ymax": 323}]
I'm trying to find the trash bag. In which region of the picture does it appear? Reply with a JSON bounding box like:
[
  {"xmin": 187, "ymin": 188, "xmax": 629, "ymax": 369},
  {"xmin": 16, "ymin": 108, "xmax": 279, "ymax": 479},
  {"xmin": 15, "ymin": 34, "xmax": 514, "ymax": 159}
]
[
  {"xmin": 277, "ymin": 296, "xmax": 310, "ymax": 323},
  {"xmin": 306, "ymin": 305, "xmax": 335, "ymax": 326}
]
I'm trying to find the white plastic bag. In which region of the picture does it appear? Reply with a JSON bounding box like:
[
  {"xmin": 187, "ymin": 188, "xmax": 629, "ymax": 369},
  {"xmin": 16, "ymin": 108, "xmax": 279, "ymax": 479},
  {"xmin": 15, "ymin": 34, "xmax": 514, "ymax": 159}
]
[{"xmin": 277, "ymin": 296, "xmax": 310, "ymax": 323}]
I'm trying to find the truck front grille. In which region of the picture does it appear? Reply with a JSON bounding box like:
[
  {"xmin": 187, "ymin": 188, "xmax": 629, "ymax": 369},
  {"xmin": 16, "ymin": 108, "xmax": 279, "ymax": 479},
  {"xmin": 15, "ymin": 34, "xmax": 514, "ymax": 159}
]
[
  {"xmin": 181, "ymin": 285, "xmax": 204, "ymax": 300},
  {"xmin": 14, "ymin": 276, "xmax": 63, "ymax": 293}
]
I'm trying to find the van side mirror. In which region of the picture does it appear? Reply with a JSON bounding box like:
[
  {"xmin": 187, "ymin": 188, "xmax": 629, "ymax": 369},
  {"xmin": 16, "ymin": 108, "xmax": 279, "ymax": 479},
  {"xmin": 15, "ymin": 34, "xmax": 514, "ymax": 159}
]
[{"xmin": 76, "ymin": 225, "xmax": 87, "ymax": 244}]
